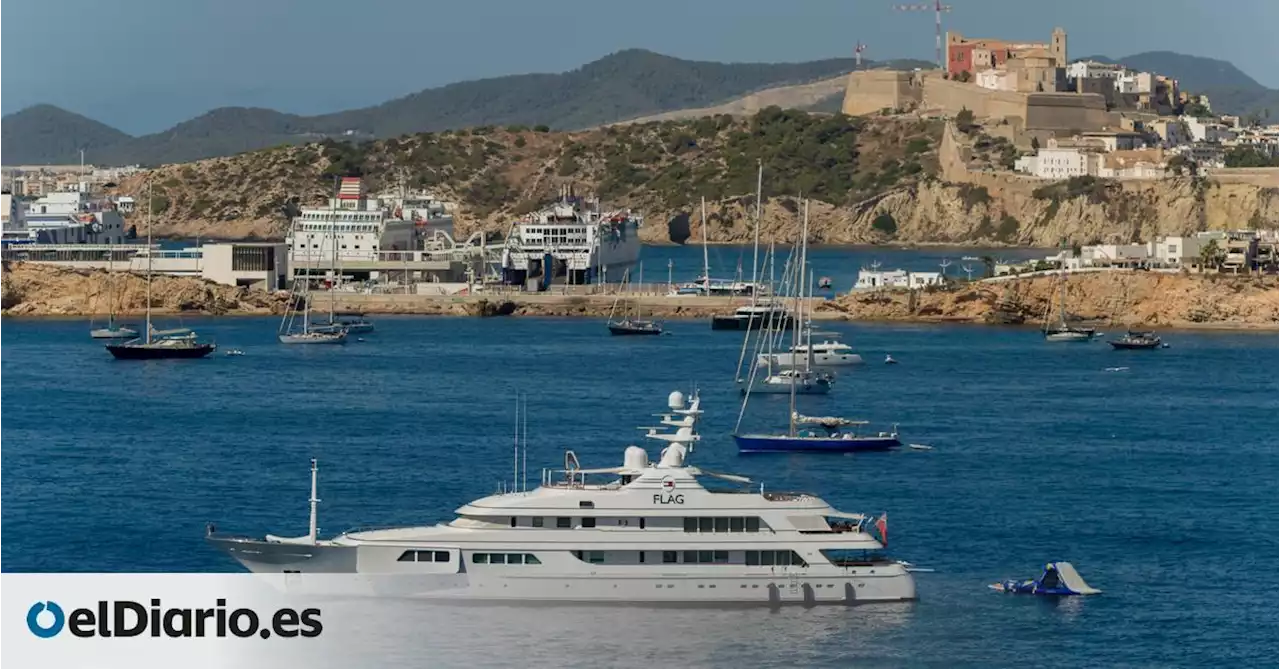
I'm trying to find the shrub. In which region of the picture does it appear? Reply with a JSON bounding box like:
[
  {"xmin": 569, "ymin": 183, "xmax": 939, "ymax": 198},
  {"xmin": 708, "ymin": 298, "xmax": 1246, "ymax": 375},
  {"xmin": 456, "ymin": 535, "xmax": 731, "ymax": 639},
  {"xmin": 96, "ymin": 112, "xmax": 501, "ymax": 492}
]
[
  {"xmin": 996, "ymin": 214, "xmax": 1019, "ymax": 241},
  {"xmin": 533, "ymin": 124, "xmax": 550, "ymax": 133}
]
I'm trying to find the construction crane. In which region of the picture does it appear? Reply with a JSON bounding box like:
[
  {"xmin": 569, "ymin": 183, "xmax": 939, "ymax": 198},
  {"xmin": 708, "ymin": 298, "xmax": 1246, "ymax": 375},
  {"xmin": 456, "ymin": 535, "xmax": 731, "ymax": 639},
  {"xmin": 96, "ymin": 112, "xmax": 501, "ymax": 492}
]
[{"xmin": 891, "ymin": 1, "xmax": 953, "ymax": 71}]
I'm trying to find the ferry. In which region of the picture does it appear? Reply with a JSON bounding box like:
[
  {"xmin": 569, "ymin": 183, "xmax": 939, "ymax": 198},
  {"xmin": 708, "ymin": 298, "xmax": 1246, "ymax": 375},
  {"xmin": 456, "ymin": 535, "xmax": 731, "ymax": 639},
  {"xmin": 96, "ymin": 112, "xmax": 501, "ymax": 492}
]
[
  {"xmin": 206, "ymin": 391, "xmax": 916, "ymax": 605},
  {"xmin": 501, "ymin": 186, "xmax": 641, "ymax": 288}
]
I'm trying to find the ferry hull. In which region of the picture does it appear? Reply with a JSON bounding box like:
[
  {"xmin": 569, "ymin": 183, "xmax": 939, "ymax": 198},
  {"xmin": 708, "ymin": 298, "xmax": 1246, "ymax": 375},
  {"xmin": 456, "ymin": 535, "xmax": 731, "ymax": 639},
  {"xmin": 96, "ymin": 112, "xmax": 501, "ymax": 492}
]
[
  {"xmin": 733, "ymin": 434, "xmax": 901, "ymax": 453},
  {"xmin": 207, "ymin": 538, "xmax": 915, "ymax": 604}
]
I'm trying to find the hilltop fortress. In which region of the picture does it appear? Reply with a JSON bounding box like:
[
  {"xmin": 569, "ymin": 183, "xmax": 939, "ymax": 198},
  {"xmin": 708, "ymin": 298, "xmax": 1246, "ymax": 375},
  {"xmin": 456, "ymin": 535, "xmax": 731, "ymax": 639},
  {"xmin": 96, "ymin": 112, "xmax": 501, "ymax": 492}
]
[{"xmin": 841, "ymin": 28, "xmax": 1170, "ymax": 137}]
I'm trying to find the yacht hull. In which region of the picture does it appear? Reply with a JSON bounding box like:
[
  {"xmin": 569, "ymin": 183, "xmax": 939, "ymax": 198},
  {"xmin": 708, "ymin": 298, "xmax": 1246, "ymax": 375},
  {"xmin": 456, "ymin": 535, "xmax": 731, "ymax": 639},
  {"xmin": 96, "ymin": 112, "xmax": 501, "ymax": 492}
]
[
  {"xmin": 608, "ymin": 323, "xmax": 663, "ymax": 336},
  {"xmin": 279, "ymin": 332, "xmax": 348, "ymax": 345},
  {"xmin": 759, "ymin": 352, "xmax": 864, "ymax": 368},
  {"xmin": 206, "ymin": 538, "xmax": 915, "ymax": 604},
  {"xmin": 733, "ymin": 433, "xmax": 900, "ymax": 453},
  {"xmin": 712, "ymin": 314, "xmax": 794, "ymax": 331},
  {"xmin": 90, "ymin": 327, "xmax": 139, "ymax": 339},
  {"xmin": 1108, "ymin": 340, "xmax": 1160, "ymax": 350},
  {"xmin": 106, "ymin": 342, "xmax": 216, "ymax": 359},
  {"xmin": 1044, "ymin": 329, "xmax": 1094, "ymax": 342}
]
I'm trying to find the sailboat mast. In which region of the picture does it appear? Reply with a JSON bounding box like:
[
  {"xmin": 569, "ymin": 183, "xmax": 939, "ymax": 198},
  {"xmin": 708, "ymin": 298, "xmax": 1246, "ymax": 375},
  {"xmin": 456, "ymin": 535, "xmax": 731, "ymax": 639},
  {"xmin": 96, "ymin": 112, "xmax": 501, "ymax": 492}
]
[
  {"xmin": 752, "ymin": 159, "xmax": 762, "ymax": 305},
  {"xmin": 700, "ymin": 197, "xmax": 709, "ymax": 293},
  {"xmin": 145, "ymin": 179, "xmax": 153, "ymax": 344},
  {"xmin": 329, "ymin": 176, "xmax": 339, "ymax": 324}
]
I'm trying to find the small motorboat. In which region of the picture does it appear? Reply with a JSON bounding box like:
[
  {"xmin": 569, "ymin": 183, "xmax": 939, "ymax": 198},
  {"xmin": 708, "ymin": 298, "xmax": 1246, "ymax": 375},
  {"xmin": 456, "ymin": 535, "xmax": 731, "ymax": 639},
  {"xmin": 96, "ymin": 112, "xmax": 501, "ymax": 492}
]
[
  {"xmin": 224, "ymin": 349, "xmax": 245, "ymax": 357},
  {"xmin": 989, "ymin": 562, "xmax": 1101, "ymax": 596},
  {"xmin": 818, "ymin": 276, "xmax": 833, "ymax": 290},
  {"xmin": 1109, "ymin": 329, "xmax": 1162, "ymax": 350},
  {"xmin": 884, "ymin": 354, "xmax": 898, "ymax": 365}
]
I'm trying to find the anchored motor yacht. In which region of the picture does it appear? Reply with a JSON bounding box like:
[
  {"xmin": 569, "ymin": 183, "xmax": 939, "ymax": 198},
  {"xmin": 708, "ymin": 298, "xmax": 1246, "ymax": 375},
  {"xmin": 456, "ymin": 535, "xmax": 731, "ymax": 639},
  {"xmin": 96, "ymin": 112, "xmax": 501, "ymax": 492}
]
[{"xmin": 206, "ymin": 391, "xmax": 915, "ymax": 605}]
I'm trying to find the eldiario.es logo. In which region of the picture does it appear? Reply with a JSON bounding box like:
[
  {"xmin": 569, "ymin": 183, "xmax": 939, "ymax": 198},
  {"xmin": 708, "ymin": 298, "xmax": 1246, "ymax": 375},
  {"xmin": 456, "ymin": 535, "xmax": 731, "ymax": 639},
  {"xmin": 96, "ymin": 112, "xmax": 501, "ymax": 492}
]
[{"xmin": 27, "ymin": 599, "xmax": 322, "ymax": 639}]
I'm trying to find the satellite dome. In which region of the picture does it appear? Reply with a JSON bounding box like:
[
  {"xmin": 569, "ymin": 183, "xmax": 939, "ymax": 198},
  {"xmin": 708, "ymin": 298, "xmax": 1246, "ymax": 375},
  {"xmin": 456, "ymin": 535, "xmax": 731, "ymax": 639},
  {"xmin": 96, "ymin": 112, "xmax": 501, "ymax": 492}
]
[
  {"xmin": 668, "ymin": 391, "xmax": 686, "ymax": 410},
  {"xmin": 658, "ymin": 443, "xmax": 687, "ymax": 468},
  {"xmin": 623, "ymin": 445, "xmax": 648, "ymax": 471}
]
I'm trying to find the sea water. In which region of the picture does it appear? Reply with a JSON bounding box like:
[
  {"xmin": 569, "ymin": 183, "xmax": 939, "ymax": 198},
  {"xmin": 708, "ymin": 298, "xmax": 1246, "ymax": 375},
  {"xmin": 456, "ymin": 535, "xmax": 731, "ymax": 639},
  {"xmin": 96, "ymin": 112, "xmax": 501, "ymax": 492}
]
[{"xmin": 2, "ymin": 312, "xmax": 1275, "ymax": 667}]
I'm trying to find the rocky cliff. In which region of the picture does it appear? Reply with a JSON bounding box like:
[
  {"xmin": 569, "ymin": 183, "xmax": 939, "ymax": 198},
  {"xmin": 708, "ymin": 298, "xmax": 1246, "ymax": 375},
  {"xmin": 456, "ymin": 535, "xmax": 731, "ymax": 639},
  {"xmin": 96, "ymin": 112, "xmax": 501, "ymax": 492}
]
[
  {"xmin": 822, "ymin": 272, "xmax": 1278, "ymax": 330},
  {"xmin": 0, "ymin": 262, "xmax": 289, "ymax": 316}
]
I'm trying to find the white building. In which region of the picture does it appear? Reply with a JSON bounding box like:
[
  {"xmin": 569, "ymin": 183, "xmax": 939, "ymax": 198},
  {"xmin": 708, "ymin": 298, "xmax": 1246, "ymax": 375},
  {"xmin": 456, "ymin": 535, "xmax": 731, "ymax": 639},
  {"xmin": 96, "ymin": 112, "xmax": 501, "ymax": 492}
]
[
  {"xmin": 1170, "ymin": 143, "xmax": 1226, "ymax": 168},
  {"xmin": 1082, "ymin": 244, "xmax": 1149, "ymax": 267},
  {"xmin": 5, "ymin": 190, "xmax": 128, "ymax": 245},
  {"xmin": 854, "ymin": 269, "xmax": 944, "ymax": 290},
  {"xmin": 976, "ymin": 68, "xmax": 1014, "ymax": 91},
  {"xmin": 1183, "ymin": 116, "xmax": 1237, "ymax": 143},
  {"xmin": 1067, "ymin": 60, "xmax": 1124, "ymax": 80},
  {"xmin": 1146, "ymin": 236, "xmax": 1204, "ymax": 267},
  {"xmin": 1014, "ymin": 147, "xmax": 1092, "ymax": 179},
  {"xmin": 1114, "ymin": 71, "xmax": 1154, "ymax": 94}
]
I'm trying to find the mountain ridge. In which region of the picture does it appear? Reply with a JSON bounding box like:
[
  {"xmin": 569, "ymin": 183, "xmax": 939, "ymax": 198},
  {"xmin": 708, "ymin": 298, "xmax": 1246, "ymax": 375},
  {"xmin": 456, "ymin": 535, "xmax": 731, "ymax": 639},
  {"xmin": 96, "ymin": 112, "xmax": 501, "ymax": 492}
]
[{"xmin": 3, "ymin": 49, "xmax": 1272, "ymax": 166}]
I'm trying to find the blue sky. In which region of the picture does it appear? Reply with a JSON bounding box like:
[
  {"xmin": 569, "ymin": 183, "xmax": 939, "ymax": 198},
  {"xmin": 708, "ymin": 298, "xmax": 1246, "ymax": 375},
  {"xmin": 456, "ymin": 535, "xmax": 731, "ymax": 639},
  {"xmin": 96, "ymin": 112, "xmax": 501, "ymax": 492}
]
[{"xmin": 3, "ymin": 0, "xmax": 1276, "ymax": 135}]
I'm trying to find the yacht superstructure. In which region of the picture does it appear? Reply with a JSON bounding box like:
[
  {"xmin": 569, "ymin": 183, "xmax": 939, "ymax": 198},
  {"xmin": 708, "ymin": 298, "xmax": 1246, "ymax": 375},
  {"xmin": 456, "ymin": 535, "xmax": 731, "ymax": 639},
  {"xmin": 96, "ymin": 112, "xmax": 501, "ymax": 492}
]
[
  {"xmin": 207, "ymin": 391, "xmax": 914, "ymax": 605},
  {"xmin": 500, "ymin": 187, "xmax": 641, "ymax": 287}
]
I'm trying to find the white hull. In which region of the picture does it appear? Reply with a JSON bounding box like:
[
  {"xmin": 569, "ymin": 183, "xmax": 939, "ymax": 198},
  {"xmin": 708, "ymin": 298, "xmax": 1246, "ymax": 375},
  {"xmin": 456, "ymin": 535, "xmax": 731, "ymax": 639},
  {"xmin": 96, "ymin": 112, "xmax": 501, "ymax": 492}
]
[
  {"xmin": 748, "ymin": 376, "xmax": 832, "ymax": 394},
  {"xmin": 759, "ymin": 352, "xmax": 864, "ymax": 368},
  {"xmin": 210, "ymin": 541, "xmax": 914, "ymax": 604},
  {"xmin": 90, "ymin": 327, "xmax": 139, "ymax": 339},
  {"xmin": 1044, "ymin": 331, "xmax": 1092, "ymax": 342},
  {"xmin": 279, "ymin": 332, "xmax": 348, "ymax": 345}
]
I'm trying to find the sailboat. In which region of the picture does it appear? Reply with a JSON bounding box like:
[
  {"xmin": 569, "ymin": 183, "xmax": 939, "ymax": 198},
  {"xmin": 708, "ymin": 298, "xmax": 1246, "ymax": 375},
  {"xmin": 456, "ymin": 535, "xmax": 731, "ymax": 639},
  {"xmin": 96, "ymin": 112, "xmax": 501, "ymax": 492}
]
[
  {"xmin": 708, "ymin": 164, "xmax": 793, "ymax": 332},
  {"xmin": 279, "ymin": 182, "xmax": 347, "ymax": 345},
  {"xmin": 1043, "ymin": 249, "xmax": 1095, "ymax": 342},
  {"xmin": 106, "ymin": 180, "xmax": 216, "ymax": 360},
  {"xmin": 736, "ymin": 200, "xmax": 832, "ymax": 396},
  {"xmin": 89, "ymin": 241, "xmax": 139, "ymax": 339},
  {"xmin": 607, "ymin": 264, "xmax": 663, "ymax": 335},
  {"xmin": 313, "ymin": 180, "xmax": 374, "ymax": 335}
]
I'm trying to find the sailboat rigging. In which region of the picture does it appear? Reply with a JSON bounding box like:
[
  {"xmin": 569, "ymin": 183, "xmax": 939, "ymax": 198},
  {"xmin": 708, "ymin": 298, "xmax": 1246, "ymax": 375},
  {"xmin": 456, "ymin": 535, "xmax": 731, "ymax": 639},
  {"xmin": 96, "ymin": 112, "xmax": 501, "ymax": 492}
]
[
  {"xmin": 1043, "ymin": 243, "xmax": 1096, "ymax": 342},
  {"xmin": 606, "ymin": 264, "xmax": 663, "ymax": 335},
  {"xmin": 278, "ymin": 178, "xmax": 348, "ymax": 345},
  {"xmin": 89, "ymin": 239, "xmax": 139, "ymax": 339},
  {"xmin": 105, "ymin": 179, "xmax": 216, "ymax": 359}
]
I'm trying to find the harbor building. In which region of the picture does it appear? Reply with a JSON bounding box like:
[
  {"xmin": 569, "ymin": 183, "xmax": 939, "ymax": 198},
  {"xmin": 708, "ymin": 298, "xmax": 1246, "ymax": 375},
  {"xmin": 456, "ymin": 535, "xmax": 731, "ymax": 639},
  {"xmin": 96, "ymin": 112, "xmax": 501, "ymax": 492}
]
[
  {"xmin": 1, "ymin": 190, "xmax": 129, "ymax": 246},
  {"xmin": 2, "ymin": 241, "xmax": 288, "ymax": 290},
  {"xmin": 853, "ymin": 269, "xmax": 944, "ymax": 290}
]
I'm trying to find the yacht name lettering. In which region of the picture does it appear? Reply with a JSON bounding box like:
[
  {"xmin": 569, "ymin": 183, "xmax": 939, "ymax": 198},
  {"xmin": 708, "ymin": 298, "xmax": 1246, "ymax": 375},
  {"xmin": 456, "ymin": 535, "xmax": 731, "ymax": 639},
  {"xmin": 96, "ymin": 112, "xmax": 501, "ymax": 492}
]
[{"xmin": 653, "ymin": 493, "xmax": 685, "ymax": 505}]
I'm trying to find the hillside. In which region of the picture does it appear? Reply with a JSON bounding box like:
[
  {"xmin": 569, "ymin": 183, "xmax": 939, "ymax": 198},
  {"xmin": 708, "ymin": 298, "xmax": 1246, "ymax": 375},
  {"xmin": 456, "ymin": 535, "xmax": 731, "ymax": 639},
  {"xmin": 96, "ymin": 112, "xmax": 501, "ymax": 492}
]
[
  {"xmin": 2, "ymin": 50, "xmax": 869, "ymax": 166},
  {"xmin": 117, "ymin": 108, "xmax": 945, "ymax": 240}
]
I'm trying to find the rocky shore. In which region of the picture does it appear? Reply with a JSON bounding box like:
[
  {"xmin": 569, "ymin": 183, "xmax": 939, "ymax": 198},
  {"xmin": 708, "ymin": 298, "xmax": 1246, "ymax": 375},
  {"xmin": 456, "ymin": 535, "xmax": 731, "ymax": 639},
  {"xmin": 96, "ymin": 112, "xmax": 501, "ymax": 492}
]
[{"xmin": 3, "ymin": 262, "xmax": 1275, "ymax": 331}]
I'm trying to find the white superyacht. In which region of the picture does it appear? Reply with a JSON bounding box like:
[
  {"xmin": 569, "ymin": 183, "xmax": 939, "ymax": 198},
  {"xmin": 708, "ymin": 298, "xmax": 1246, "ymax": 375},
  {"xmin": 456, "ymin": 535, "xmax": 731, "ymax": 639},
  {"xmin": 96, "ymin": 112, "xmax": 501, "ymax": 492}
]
[{"xmin": 206, "ymin": 391, "xmax": 915, "ymax": 605}]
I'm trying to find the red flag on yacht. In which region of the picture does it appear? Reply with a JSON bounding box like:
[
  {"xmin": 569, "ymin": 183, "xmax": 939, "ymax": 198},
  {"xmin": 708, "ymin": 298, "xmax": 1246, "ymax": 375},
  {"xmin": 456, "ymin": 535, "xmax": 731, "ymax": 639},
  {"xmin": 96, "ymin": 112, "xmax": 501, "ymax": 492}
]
[{"xmin": 875, "ymin": 513, "xmax": 888, "ymax": 547}]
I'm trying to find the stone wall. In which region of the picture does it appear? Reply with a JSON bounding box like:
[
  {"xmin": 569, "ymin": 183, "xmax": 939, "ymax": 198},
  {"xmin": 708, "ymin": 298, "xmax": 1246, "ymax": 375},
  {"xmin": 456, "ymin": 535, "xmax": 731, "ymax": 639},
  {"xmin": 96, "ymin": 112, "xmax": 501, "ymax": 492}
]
[{"xmin": 841, "ymin": 70, "xmax": 923, "ymax": 117}]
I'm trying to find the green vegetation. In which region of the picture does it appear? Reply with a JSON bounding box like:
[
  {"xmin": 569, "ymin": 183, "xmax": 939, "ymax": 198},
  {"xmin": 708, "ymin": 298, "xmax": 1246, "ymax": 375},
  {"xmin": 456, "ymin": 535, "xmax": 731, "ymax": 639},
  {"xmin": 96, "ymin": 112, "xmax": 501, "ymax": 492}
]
[
  {"xmin": 1032, "ymin": 176, "xmax": 1114, "ymax": 205},
  {"xmin": 1166, "ymin": 154, "xmax": 1196, "ymax": 176},
  {"xmin": 958, "ymin": 184, "xmax": 991, "ymax": 211},
  {"xmin": 996, "ymin": 214, "xmax": 1020, "ymax": 242},
  {"xmin": 1223, "ymin": 146, "xmax": 1279, "ymax": 168},
  {"xmin": 149, "ymin": 195, "xmax": 170, "ymax": 214},
  {"xmin": 1199, "ymin": 239, "xmax": 1224, "ymax": 269},
  {"xmin": 955, "ymin": 108, "xmax": 976, "ymax": 134}
]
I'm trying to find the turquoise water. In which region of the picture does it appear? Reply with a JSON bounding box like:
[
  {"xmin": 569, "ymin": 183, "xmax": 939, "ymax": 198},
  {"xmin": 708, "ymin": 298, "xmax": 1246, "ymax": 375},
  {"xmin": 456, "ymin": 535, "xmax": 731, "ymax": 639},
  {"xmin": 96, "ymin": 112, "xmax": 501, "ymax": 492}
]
[{"xmin": 2, "ymin": 313, "xmax": 1275, "ymax": 667}]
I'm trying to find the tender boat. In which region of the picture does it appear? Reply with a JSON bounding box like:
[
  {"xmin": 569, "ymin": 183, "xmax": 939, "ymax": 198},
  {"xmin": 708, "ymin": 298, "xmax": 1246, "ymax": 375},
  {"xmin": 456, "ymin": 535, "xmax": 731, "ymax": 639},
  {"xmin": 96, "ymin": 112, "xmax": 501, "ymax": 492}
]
[
  {"xmin": 1108, "ymin": 330, "xmax": 1161, "ymax": 350},
  {"xmin": 206, "ymin": 390, "xmax": 918, "ymax": 605},
  {"xmin": 989, "ymin": 562, "xmax": 1101, "ymax": 596},
  {"xmin": 745, "ymin": 369, "xmax": 834, "ymax": 395},
  {"xmin": 735, "ymin": 414, "xmax": 901, "ymax": 453}
]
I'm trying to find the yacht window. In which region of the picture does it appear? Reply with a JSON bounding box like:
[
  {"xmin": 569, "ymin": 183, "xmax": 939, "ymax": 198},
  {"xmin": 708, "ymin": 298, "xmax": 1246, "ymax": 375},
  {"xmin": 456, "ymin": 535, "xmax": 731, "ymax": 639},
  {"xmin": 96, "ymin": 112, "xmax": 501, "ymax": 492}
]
[
  {"xmin": 746, "ymin": 551, "xmax": 760, "ymax": 566},
  {"xmin": 663, "ymin": 551, "xmax": 678, "ymax": 564},
  {"xmin": 638, "ymin": 551, "xmax": 645, "ymax": 563},
  {"xmin": 698, "ymin": 550, "xmax": 713, "ymax": 564},
  {"xmin": 472, "ymin": 553, "xmax": 488, "ymax": 564},
  {"xmin": 587, "ymin": 551, "xmax": 604, "ymax": 564},
  {"xmin": 777, "ymin": 551, "xmax": 791, "ymax": 567},
  {"xmin": 525, "ymin": 554, "xmax": 541, "ymax": 565},
  {"xmin": 698, "ymin": 518, "xmax": 713, "ymax": 533},
  {"xmin": 713, "ymin": 551, "xmax": 729, "ymax": 564},
  {"xmin": 730, "ymin": 517, "xmax": 745, "ymax": 532},
  {"xmin": 746, "ymin": 517, "xmax": 761, "ymax": 532},
  {"xmin": 507, "ymin": 554, "xmax": 524, "ymax": 564},
  {"xmin": 714, "ymin": 518, "xmax": 729, "ymax": 532},
  {"xmin": 490, "ymin": 554, "xmax": 506, "ymax": 564},
  {"xmin": 581, "ymin": 517, "xmax": 596, "ymax": 528},
  {"xmin": 639, "ymin": 518, "xmax": 646, "ymax": 529},
  {"xmin": 556, "ymin": 517, "xmax": 571, "ymax": 528},
  {"xmin": 433, "ymin": 551, "xmax": 449, "ymax": 562},
  {"xmin": 760, "ymin": 551, "xmax": 775, "ymax": 566},
  {"xmin": 532, "ymin": 517, "xmax": 544, "ymax": 528},
  {"xmin": 684, "ymin": 518, "xmax": 698, "ymax": 532},
  {"xmin": 510, "ymin": 516, "xmax": 517, "ymax": 527},
  {"xmin": 396, "ymin": 551, "xmax": 415, "ymax": 562},
  {"xmin": 682, "ymin": 551, "xmax": 697, "ymax": 564},
  {"xmin": 579, "ymin": 501, "xmax": 594, "ymax": 508}
]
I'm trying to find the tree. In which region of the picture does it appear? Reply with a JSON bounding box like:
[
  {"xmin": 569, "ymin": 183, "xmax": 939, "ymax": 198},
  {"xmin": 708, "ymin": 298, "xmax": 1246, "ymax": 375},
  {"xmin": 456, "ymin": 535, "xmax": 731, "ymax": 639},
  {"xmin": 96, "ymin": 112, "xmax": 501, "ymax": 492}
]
[
  {"xmin": 955, "ymin": 108, "xmax": 976, "ymax": 134},
  {"xmin": 1199, "ymin": 239, "xmax": 1224, "ymax": 271},
  {"xmin": 1030, "ymin": 136, "xmax": 1040, "ymax": 151},
  {"xmin": 1183, "ymin": 101, "xmax": 1211, "ymax": 118},
  {"xmin": 1166, "ymin": 154, "xmax": 1196, "ymax": 176},
  {"xmin": 1224, "ymin": 146, "xmax": 1279, "ymax": 168},
  {"xmin": 956, "ymin": 70, "xmax": 972, "ymax": 83}
]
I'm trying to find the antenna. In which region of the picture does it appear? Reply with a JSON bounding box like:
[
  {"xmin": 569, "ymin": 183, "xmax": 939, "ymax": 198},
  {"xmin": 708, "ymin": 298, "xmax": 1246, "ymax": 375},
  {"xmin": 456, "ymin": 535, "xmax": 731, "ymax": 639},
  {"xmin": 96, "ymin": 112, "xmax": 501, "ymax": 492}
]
[
  {"xmin": 891, "ymin": 1, "xmax": 954, "ymax": 71},
  {"xmin": 939, "ymin": 257, "xmax": 952, "ymax": 277},
  {"xmin": 521, "ymin": 393, "xmax": 528, "ymax": 492},
  {"xmin": 308, "ymin": 459, "xmax": 320, "ymax": 544},
  {"xmin": 962, "ymin": 263, "xmax": 974, "ymax": 281}
]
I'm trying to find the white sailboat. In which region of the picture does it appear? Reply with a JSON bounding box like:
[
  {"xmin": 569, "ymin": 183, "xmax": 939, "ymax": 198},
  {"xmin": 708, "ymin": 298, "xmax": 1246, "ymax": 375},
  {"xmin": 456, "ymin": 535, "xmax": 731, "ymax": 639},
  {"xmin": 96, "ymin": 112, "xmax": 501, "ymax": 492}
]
[
  {"xmin": 278, "ymin": 187, "xmax": 347, "ymax": 345},
  {"xmin": 1043, "ymin": 248, "xmax": 1095, "ymax": 342}
]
